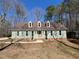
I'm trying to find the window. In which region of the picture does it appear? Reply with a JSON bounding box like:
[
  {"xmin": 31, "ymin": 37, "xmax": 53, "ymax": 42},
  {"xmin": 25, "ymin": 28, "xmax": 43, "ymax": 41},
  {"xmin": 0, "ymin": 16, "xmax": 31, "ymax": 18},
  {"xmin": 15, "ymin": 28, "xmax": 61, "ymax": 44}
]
[
  {"xmin": 47, "ymin": 23, "xmax": 49, "ymax": 27},
  {"xmin": 22, "ymin": 32, "xmax": 24, "ymax": 36},
  {"xmin": 30, "ymin": 23, "xmax": 31, "ymax": 27},
  {"xmin": 32, "ymin": 31, "xmax": 34, "ymax": 40},
  {"xmin": 32, "ymin": 31, "xmax": 34, "ymax": 36},
  {"xmin": 45, "ymin": 31, "xmax": 47, "ymax": 39},
  {"xmin": 59, "ymin": 31, "xmax": 61, "ymax": 35},
  {"xmin": 29, "ymin": 23, "xmax": 32, "ymax": 27},
  {"xmin": 51, "ymin": 31, "xmax": 53, "ymax": 35},
  {"xmin": 37, "ymin": 31, "xmax": 41, "ymax": 34},
  {"xmin": 45, "ymin": 23, "xmax": 46, "ymax": 26},
  {"xmin": 38, "ymin": 21, "xmax": 41, "ymax": 27},
  {"xmin": 54, "ymin": 31, "xmax": 57, "ymax": 36},
  {"xmin": 28, "ymin": 21, "xmax": 32, "ymax": 27},
  {"xmin": 38, "ymin": 23, "xmax": 41, "ymax": 27},
  {"xmin": 17, "ymin": 31, "xmax": 19, "ymax": 36},
  {"xmin": 26, "ymin": 31, "xmax": 28, "ymax": 36},
  {"xmin": 47, "ymin": 21, "xmax": 50, "ymax": 27}
]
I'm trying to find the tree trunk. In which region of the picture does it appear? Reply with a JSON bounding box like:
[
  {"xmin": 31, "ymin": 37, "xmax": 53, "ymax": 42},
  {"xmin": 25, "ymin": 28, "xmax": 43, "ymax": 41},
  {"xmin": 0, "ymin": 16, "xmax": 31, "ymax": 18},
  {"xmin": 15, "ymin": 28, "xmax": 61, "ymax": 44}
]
[{"xmin": 75, "ymin": 13, "xmax": 78, "ymax": 31}]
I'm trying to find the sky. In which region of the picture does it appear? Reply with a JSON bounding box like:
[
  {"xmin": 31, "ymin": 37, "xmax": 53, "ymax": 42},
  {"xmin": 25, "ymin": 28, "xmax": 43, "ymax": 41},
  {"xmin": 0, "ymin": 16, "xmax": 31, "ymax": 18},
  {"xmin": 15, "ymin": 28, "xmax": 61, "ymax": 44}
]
[
  {"xmin": 3, "ymin": 0, "xmax": 63, "ymax": 22},
  {"xmin": 19, "ymin": 0, "xmax": 63, "ymax": 10},
  {"xmin": 18, "ymin": 0, "xmax": 63, "ymax": 22}
]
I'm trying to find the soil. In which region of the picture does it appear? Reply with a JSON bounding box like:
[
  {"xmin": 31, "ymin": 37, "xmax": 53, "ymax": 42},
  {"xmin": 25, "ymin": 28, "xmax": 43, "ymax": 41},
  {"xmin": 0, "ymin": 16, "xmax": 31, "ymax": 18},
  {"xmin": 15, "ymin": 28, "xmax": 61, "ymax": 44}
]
[{"xmin": 0, "ymin": 39, "xmax": 79, "ymax": 59}]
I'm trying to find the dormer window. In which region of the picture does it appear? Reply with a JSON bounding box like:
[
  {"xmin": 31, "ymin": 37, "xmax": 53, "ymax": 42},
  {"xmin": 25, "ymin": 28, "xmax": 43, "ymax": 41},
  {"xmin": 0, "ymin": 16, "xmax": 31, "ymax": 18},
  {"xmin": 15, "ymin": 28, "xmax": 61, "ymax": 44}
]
[
  {"xmin": 29, "ymin": 23, "xmax": 32, "ymax": 27},
  {"xmin": 37, "ymin": 21, "xmax": 41, "ymax": 27},
  {"xmin": 38, "ymin": 23, "xmax": 41, "ymax": 27},
  {"xmin": 28, "ymin": 21, "xmax": 32, "ymax": 27},
  {"xmin": 47, "ymin": 23, "xmax": 49, "ymax": 26},
  {"xmin": 47, "ymin": 21, "xmax": 50, "ymax": 27},
  {"xmin": 45, "ymin": 23, "xmax": 46, "ymax": 26}
]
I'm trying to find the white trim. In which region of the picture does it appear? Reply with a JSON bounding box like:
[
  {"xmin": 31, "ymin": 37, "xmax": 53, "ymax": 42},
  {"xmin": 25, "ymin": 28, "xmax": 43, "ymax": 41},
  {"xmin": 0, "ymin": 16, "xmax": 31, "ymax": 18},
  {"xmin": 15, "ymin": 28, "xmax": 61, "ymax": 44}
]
[
  {"xmin": 28, "ymin": 21, "xmax": 32, "ymax": 27},
  {"xmin": 37, "ymin": 21, "xmax": 41, "ymax": 27},
  {"xmin": 47, "ymin": 21, "xmax": 50, "ymax": 27}
]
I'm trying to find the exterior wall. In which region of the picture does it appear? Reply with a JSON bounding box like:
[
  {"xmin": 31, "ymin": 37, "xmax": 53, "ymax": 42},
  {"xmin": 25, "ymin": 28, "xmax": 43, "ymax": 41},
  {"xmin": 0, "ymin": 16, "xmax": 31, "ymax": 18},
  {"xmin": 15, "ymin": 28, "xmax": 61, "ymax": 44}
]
[
  {"xmin": 12, "ymin": 31, "xmax": 33, "ymax": 39},
  {"xmin": 12, "ymin": 31, "xmax": 17, "ymax": 38},
  {"xmin": 52, "ymin": 31, "xmax": 60, "ymax": 38},
  {"xmin": 34, "ymin": 31, "xmax": 38, "ymax": 39},
  {"xmin": 11, "ymin": 30, "xmax": 67, "ymax": 39},
  {"xmin": 28, "ymin": 31, "xmax": 32, "ymax": 39},
  {"xmin": 42, "ymin": 31, "xmax": 45, "ymax": 39},
  {"xmin": 12, "ymin": 31, "xmax": 26, "ymax": 39},
  {"xmin": 17, "ymin": 31, "xmax": 26, "ymax": 38},
  {"xmin": 47, "ymin": 31, "xmax": 58, "ymax": 39},
  {"xmin": 33, "ymin": 31, "xmax": 45, "ymax": 39},
  {"xmin": 61, "ymin": 31, "xmax": 67, "ymax": 38},
  {"xmin": 47, "ymin": 31, "xmax": 67, "ymax": 39}
]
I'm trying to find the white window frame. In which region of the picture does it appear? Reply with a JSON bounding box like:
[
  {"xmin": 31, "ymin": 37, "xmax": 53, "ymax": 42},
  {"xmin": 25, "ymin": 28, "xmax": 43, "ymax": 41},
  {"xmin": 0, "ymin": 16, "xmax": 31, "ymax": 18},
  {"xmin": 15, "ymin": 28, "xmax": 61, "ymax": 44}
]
[
  {"xmin": 28, "ymin": 21, "xmax": 32, "ymax": 28},
  {"xmin": 47, "ymin": 21, "xmax": 50, "ymax": 27},
  {"xmin": 26, "ymin": 31, "xmax": 28, "ymax": 36},
  {"xmin": 17, "ymin": 31, "xmax": 19, "ymax": 36},
  {"xmin": 37, "ymin": 21, "xmax": 41, "ymax": 27}
]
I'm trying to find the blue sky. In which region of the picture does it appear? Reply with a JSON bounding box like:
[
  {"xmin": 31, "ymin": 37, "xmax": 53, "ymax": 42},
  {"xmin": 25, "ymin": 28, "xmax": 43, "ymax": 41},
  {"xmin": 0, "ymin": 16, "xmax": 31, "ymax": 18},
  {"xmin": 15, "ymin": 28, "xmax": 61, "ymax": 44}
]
[
  {"xmin": 5, "ymin": 0, "xmax": 63, "ymax": 22},
  {"xmin": 19, "ymin": 0, "xmax": 63, "ymax": 22},
  {"xmin": 20, "ymin": 0, "xmax": 63, "ymax": 10}
]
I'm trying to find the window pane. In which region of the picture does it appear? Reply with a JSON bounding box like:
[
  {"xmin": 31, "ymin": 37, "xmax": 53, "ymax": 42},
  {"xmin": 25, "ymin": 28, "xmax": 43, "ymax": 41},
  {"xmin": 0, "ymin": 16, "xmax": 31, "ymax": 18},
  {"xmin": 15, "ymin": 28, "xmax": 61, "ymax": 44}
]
[
  {"xmin": 47, "ymin": 23, "xmax": 49, "ymax": 26},
  {"xmin": 30, "ymin": 23, "xmax": 31, "ymax": 27},
  {"xmin": 39, "ymin": 23, "xmax": 40, "ymax": 27},
  {"xmin": 17, "ymin": 31, "xmax": 19, "ymax": 36},
  {"xmin": 51, "ymin": 31, "xmax": 52, "ymax": 35},
  {"xmin": 26, "ymin": 31, "xmax": 28, "ymax": 36},
  {"xmin": 22, "ymin": 32, "xmax": 24, "ymax": 36},
  {"xmin": 59, "ymin": 31, "xmax": 61, "ymax": 35}
]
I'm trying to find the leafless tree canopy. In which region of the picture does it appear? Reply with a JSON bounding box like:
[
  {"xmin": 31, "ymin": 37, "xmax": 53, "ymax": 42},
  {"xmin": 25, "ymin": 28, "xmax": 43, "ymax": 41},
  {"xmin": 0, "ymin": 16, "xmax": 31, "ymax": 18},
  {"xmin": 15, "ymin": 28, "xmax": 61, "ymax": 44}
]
[
  {"xmin": 33, "ymin": 8, "xmax": 43, "ymax": 21},
  {"xmin": 0, "ymin": 0, "xmax": 27, "ymax": 37}
]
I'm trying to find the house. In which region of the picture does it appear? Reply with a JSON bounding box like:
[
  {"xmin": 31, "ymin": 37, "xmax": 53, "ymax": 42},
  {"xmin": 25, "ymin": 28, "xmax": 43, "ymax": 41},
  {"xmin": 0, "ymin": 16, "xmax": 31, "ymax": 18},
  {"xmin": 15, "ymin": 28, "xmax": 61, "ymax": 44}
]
[{"xmin": 11, "ymin": 21, "xmax": 67, "ymax": 40}]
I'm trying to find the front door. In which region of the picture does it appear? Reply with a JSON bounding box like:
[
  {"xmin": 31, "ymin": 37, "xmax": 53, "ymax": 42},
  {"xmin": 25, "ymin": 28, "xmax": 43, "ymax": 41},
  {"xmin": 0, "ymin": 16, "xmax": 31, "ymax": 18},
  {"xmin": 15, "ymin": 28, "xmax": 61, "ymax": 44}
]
[
  {"xmin": 37, "ymin": 31, "xmax": 42, "ymax": 39},
  {"xmin": 37, "ymin": 31, "xmax": 41, "ymax": 35}
]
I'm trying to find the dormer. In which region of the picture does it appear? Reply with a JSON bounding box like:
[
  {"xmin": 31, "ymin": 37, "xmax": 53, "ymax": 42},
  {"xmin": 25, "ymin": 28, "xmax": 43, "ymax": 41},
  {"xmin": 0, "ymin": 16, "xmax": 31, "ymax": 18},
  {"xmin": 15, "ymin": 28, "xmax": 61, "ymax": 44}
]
[
  {"xmin": 28, "ymin": 21, "xmax": 32, "ymax": 28},
  {"xmin": 46, "ymin": 21, "xmax": 50, "ymax": 27},
  {"xmin": 37, "ymin": 21, "xmax": 41, "ymax": 27}
]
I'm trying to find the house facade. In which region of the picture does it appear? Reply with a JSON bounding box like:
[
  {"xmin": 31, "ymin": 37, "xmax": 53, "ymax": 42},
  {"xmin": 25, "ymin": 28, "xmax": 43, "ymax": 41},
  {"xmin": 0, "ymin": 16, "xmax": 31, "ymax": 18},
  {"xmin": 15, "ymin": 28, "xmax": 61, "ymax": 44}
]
[{"xmin": 11, "ymin": 21, "xmax": 67, "ymax": 40}]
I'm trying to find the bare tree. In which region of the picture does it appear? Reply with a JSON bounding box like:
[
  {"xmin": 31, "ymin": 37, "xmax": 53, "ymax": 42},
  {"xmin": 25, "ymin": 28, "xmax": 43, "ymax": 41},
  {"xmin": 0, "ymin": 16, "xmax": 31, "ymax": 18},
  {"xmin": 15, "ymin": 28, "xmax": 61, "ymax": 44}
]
[
  {"xmin": 64, "ymin": 0, "xmax": 79, "ymax": 31},
  {"xmin": 33, "ymin": 8, "xmax": 43, "ymax": 21},
  {"xmin": 0, "ymin": 0, "xmax": 13, "ymax": 21},
  {"xmin": 0, "ymin": 0, "xmax": 26, "ymax": 51},
  {"xmin": 15, "ymin": 2, "xmax": 27, "ymax": 23},
  {"xmin": 0, "ymin": 0, "xmax": 14, "ymax": 37}
]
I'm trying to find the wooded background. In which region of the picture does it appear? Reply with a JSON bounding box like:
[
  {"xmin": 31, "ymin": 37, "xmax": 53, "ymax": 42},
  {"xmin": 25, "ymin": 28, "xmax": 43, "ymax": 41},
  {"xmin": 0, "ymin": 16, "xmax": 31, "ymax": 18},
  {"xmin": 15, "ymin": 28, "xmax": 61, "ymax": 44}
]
[{"xmin": 0, "ymin": 0, "xmax": 79, "ymax": 37}]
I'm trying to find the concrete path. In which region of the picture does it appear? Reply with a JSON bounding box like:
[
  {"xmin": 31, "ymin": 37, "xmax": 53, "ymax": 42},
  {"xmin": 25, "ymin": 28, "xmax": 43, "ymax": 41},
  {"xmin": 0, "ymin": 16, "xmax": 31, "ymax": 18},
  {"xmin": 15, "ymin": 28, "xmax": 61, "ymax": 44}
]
[
  {"xmin": 0, "ymin": 37, "xmax": 9, "ymax": 40},
  {"xmin": 0, "ymin": 40, "xmax": 44, "ymax": 43}
]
